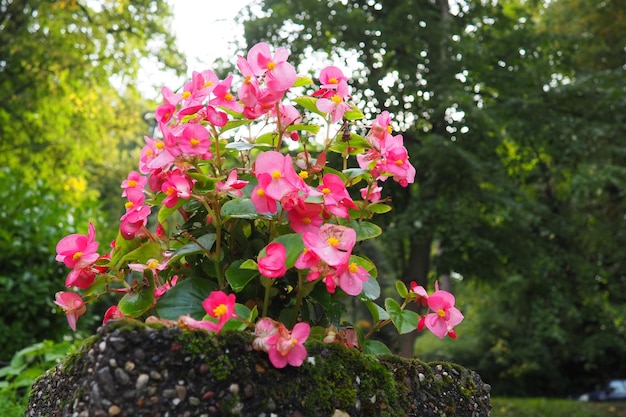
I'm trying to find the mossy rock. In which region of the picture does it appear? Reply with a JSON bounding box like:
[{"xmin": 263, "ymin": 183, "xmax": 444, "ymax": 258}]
[{"xmin": 26, "ymin": 320, "xmax": 491, "ymax": 416}]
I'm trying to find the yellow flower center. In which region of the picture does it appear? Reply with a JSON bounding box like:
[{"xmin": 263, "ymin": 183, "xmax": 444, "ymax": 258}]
[
  {"xmin": 256, "ymin": 189, "xmax": 266, "ymax": 197},
  {"xmin": 72, "ymin": 252, "xmax": 83, "ymax": 261},
  {"xmin": 165, "ymin": 186, "xmax": 176, "ymax": 195},
  {"xmin": 328, "ymin": 77, "xmax": 338, "ymax": 84},
  {"xmin": 299, "ymin": 171, "xmax": 309, "ymax": 179},
  {"xmin": 125, "ymin": 201, "xmax": 134, "ymax": 209},
  {"xmin": 147, "ymin": 259, "xmax": 159, "ymax": 269},
  {"xmin": 437, "ymin": 309, "xmax": 446, "ymax": 318},
  {"xmin": 155, "ymin": 141, "xmax": 165, "ymax": 150},
  {"xmin": 204, "ymin": 81, "xmax": 214, "ymax": 88},
  {"xmin": 213, "ymin": 304, "xmax": 227, "ymax": 317},
  {"xmin": 224, "ymin": 93, "xmax": 234, "ymax": 101},
  {"xmin": 190, "ymin": 138, "xmax": 200, "ymax": 146},
  {"xmin": 127, "ymin": 179, "xmax": 137, "ymax": 187},
  {"xmin": 271, "ymin": 171, "xmax": 282, "ymax": 179},
  {"xmin": 387, "ymin": 125, "xmax": 393, "ymax": 134},
  {"xmin": 182, "ymin": 91, "xmax": 191, "ymax": 100},
  {"xmin": 244, "ymin": 75, "xmax": 252, "ymax": 85},
  {"xmin": 303, "ymin": 217, "xmax": 312, "ymax": 225},
  {"xmin": 395, "ymin": 159, "xmax": 403, "ymax": 166},
  {"xmin": 322, "ymin": 187, "xmax": 331, "ymax": 195},
  {"xmin": 146, "ymin": 149, "xmax": 153, "ymax": 156},
  {"xmin": 349, "ymin": 262, "xmax": 358, "ymax": 273},
  {"xmin": 331, "ymin": 95, "xmax": 343, "ymax": 104},
  {"xmin": 267, "ymin": 61, "xmax": 276, "ymax": 70},
  {"xmin": 327, "ymin": 237, "xmax": 340, "ymax": 247}
]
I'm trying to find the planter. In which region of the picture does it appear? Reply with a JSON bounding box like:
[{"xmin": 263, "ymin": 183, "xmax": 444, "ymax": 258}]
[{"xmin": 26, "ymin": 320, "xmax": 491, "ymax": 417}]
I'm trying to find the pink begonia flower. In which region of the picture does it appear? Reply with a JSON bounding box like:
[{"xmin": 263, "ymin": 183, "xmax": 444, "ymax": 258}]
[
  {"xmin": 423, "ymin": 286, "xmax": 464, "ymax": 339},
  {"xmin": 236, "ymin": 55, "xmax": 261, "ymax": 108},
  {"xmin": 251, "ymin": 173, "xmax": 278, "ymax": 214},
  {"xmin": 54, "ymin": 291, "xmax": 86, "ymax": 331},
  {"xmin": 302, "ymin": 224, "xmax": 356, "ymax": 267},
  {"xmin": 216, "ymin": 170, "xmax": 248, "ymax": 198},
  {"xmin": 120, "ymin": 204, "xmax": 151, "ymax": 240},
  {"xmin": 155, "ymin": 275, "xmax": 178, "ymax": 299},
  {"xmin": 181, "ymin": 70, "xmax": 212, "ymax": 107},
  {"xmin": 55, "ymin": 222, "xmax": 99, "ymax": 269},
  {"xmin": 178, "ymin": 123, "xmax": 211, "ymax": 156},
  {"xmin": 65, "ymin": 266, "xmax": 96, "ymax": 289},
  {"xmin": 204, "ymin": 105, "xmax": 228, "ymax": 127},
  {"xmin": 316, "ymin": 80, "xmax": 352, "ymax": 123},
  {"xmin": 246, "ymin": 42, "xmax": 297, "ymax": 92},
  {"xmin": 161, "ymin": 170, "xmax": 195, "ymax": 208},
  {"xmin": 178, "ymin": 315, "xmax": 221, "ymax": 332},
  {"xmin": 267, "ymin": 322, "xmax": 310, "ymax": 368},
  {"xmin": 252, "ymin": 317, "xmax": 280, "ymax": 352},
  {"xmin": 368, "ymin": 110, "xmax": 393, "ymax": 142},
  {"xmin": 202, "ymin": 291, "xmax": 237, "ymax": 331},
  {"xmin": 287, "ymin": 203, "xmax": 323, "ymax": 234},
  {"xmin": 253, "ymin": 151, "xmax": 306, "ymax": 201},
  {"xmin": 318, "ymin": 65, "xmax": 349, "ymax": 90},
  {"xmin": 209, "ymin": 75, "xmax": 244, "ymax": 113},
  {"xmin": 317, "ymin": 173, "xmax": 358, "ymax": 218},
  {"xmin": 257, "ymin": 242, "xmax": 287, "ymax": 278},
  {"xmin": 121, "ymin": 171, "xmax": 147, "ymax": 202},
  {"xmin": 336, "ymin": 261, "xmax": 370, "ymax": 296},
  {"xmin": 360, "ymin": 183, "xmax": 383, "ymax": 203},
  {"xmin": 139, "ymin": 136, "xmax": 175, "ymax": 174},
  {"xmin": 410, "ymin": 281, "xmax": 429, "ymax": 306},
  {"xmin": 102, "ymin": 306, "xmax": 124, "ymax": 325}
]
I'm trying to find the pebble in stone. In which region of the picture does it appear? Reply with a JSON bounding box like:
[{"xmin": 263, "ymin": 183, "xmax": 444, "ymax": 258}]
[
  {"xmin": 136, "ymin": 373, "xmax": 150, "ymax": 392},
  {"xmin": 176, "ymin": 385, "xmax": 188, "ymax": 401},
  {"xmin": 150, "ymin": 370, "xmax": 163, "ymax": 381},
  {"xmin": 229, "ymin": 383, "xmax": 239, "ymax": 395},
  {"xmin": 114, "ymin": 368, "xmax": 130, "ymax": 386},
  {"xmin": 124, "ymin": 361, "xmax": 135, "ymax": 372},
  {"xmin": 188, "ymin": 397, "xmax": 201, "ymax": 407},
  {"xmin": 96, "ymin": 367, "xmax": 115, "ymax": 396},
  {"xmin": 108, "ymin": 405, "xmax": 121, "ymax": 416}
]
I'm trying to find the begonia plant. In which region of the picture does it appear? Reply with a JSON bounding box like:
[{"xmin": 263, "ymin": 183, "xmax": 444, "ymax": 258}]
[{"xmin": 54, "ymin": 42, "xmax": 463, "ymax": 368}]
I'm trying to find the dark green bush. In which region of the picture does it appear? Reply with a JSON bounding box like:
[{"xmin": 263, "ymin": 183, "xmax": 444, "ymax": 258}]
[{"xmin": 0, "ymin": 167, "xmax": 110, "ymax": 361}]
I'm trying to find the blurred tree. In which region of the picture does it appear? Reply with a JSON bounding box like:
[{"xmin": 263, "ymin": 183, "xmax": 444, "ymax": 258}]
[
  {"xmin": 238, "ymin": 0, "xmax": 626, "ymax": 396},
  {"xmin": 0, "ymin": 0, "xmax": 185, "ymax": 214}
]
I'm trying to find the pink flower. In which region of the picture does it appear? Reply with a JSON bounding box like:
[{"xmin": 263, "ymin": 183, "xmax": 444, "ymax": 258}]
[
  {"xmin": 65, "ymin": 266, "xmax": 96, "ymax": 289},
  {"xmin": 316, "ymin": 80, "xmax": 351, "ymax": 123},
  {"xmin": 178, "ymin": 123, "xmax": 211, "ymax": 156},
  {"xmin": 253, "ymin": 151, "xmax": 306, "ymax": 201},
  {"xmin": 318, "ymin": 65, "xmax": 349, "ymax": 90},
  {"xmin": 317, "ymin": 173, "xmax": 358, "ymax": 218},
  {"xmin": 55, "ymin": 222, "xmax": 100, "ymax": 269},
  {"xmin": 54, "ymin": 291, "xmax": 86, "ymax": 331},
  {"xmin": 257, "ymin": 242, "xmax": 287, "ymax": 278},
  {"xmin": 202, "ymin": 291, "xmax": 237, "ymax": 331},
  {"xmin": 360, "ymin": 183, "xmax": 383, "ymax": 203},
  {"xmin": 155, "ymin": 275, "xmax": 178, "ymax": 298},
  {"xmin": 246, "ymin": 42, "xmax": 297, "ymax": 92},
  {"xmin": 178, "ymin": 315, "xmax": 221, "ymax": 332},
  {"xmin": 267, "ymin": 322, "xmax": 310, "ymax": 368},
  {"xmin": 336, "ymin": 261, "xmax": 370, "ymax": 296},
  {"xmin": 216, "ymin": 170, "xmax": 248, "ymax": 198},
  {"xmin": 103, "ymin": 306, "xmax": 125, "ymax": 325},
  {"xmin": 287, "ymin": 203, "xmax": 323, "ymax": 234},
  {"xmin": 236, "ymin": 56, "xmax": 261, "ymax": 107},
  {"xmin": 423, "ymin": 286, "xmax": 464, "ymax": 339},
  {"xmin": 121, "ymin": 171, "xmax": 147, "ymax": 202},
  {"xmin": 252, "ymin": 317, "xmax": 280, "ymax": 352},
  {"xmin": 161, "ymin": 170, "xmax": 195, "ymax": 208},
  {"xmin": 210, "ymin": 75, "xmax": 244, "ymax": 113},
  {"xmin": 251, "ymin": 173, "xmax": 278, "ymax": 214},
  {"xmin": 302, "ymin": 224, "xmax": 356, "ymax": 267},
  {"xmin": 119, "ymin": 204, "xmax": 151, "ymax": 240}
]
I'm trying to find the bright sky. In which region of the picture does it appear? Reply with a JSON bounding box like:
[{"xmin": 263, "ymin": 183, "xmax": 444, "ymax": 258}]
[{"xmin": 138, "ymin": 0, "xmax": 253, "ymax": 99}]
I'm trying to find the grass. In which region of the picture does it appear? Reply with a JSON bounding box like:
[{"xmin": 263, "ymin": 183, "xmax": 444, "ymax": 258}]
[{"xmin": 491, "ymin": 397, "xmax": 626, "ymax": 417}]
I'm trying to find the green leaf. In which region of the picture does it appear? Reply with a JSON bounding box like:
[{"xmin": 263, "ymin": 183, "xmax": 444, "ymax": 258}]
[
  {"xmin": 119, "ymin": 241, "xmax": 163, "ymax": 265},
  {"xmin": 157, "ymin": 199, "xmax": 184, "ymax": 225},
  {"xmin": 293, "ymin": 76, "xmax": 314, "ymax": 87},
  {"xmin": 367, "ymin": 203, "xmax": 392, "ymax": 214},
  {"xmin": 293, "ymin": 96, "xmax": 326, "ymax": 118},
  {"xmin": 361, "ymin": 276, "xmax": 381, "ymax": 301},
  {"xmin": 155, "ymin": 277, "xmax": 217, "ymax": 320},
  {"xmin": 349, "ymin": 220, "xmax": 383, "ymax": 241},
  {"xmin": 285, "ymin": 123, "xmax": 320, "ymax": 134},
  {"xmin": 169, "ymin": 233, "xmax": 217, "ymax": 264},
  {"xmin": 329, "ymin": 133, "xmax": 372, "ymax": 154},
  {"xmin": 365, "ymin": 300, "xmax": 390, "ymax": 323},
  {"xmin": 396, "ymin": 281, "xmax": 409, "ymax": 298},
  {"xmin": 362, "ymin": 339, "xmax": 393, "ymax": 355},
  {"xmin": 239, "ymin": 259, "xmax": 259, "ymax": 270},
  {"xmin": 118, "ymin": 279, "xmax": 155, "ymax": 318},
  {"xmin": 221, "ymin": 198, "xmax": 262, "ymax": 219},
  {"xmin": 110, "ymin": 231, "xmax": 142, "ymax": 268},
  {"xmin": 225, "ymin": 260, "xmax": 259, "ymax": 292},
  {"xmin": 385, "ymin": 298, "xmax": 419, "ymax": 334},
  {"xmin": 343, "ymin": 104, "xmax": 365, "ymax": 121}
]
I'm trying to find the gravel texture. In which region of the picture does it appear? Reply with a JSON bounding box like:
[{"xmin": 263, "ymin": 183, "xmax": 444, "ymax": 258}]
[{"xmin": 26, "ymin": 320, "xmax": 491, "ymax": 417}]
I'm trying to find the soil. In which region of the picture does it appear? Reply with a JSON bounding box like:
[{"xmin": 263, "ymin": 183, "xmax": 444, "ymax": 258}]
[{"xmin": 26, "ymin": 320, "xmax": 491, "ymax": 417}]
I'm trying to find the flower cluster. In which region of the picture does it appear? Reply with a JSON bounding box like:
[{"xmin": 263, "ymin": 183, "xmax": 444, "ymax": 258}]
[{"xmin": 54, "ymin": 42, "xmax": 462, "ymax": 367}]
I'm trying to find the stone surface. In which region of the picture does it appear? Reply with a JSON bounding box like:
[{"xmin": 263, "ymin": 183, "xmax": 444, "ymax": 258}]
[{"xmin": 26, "ymin": 320, "xmax": 491, "ymax": 417}]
